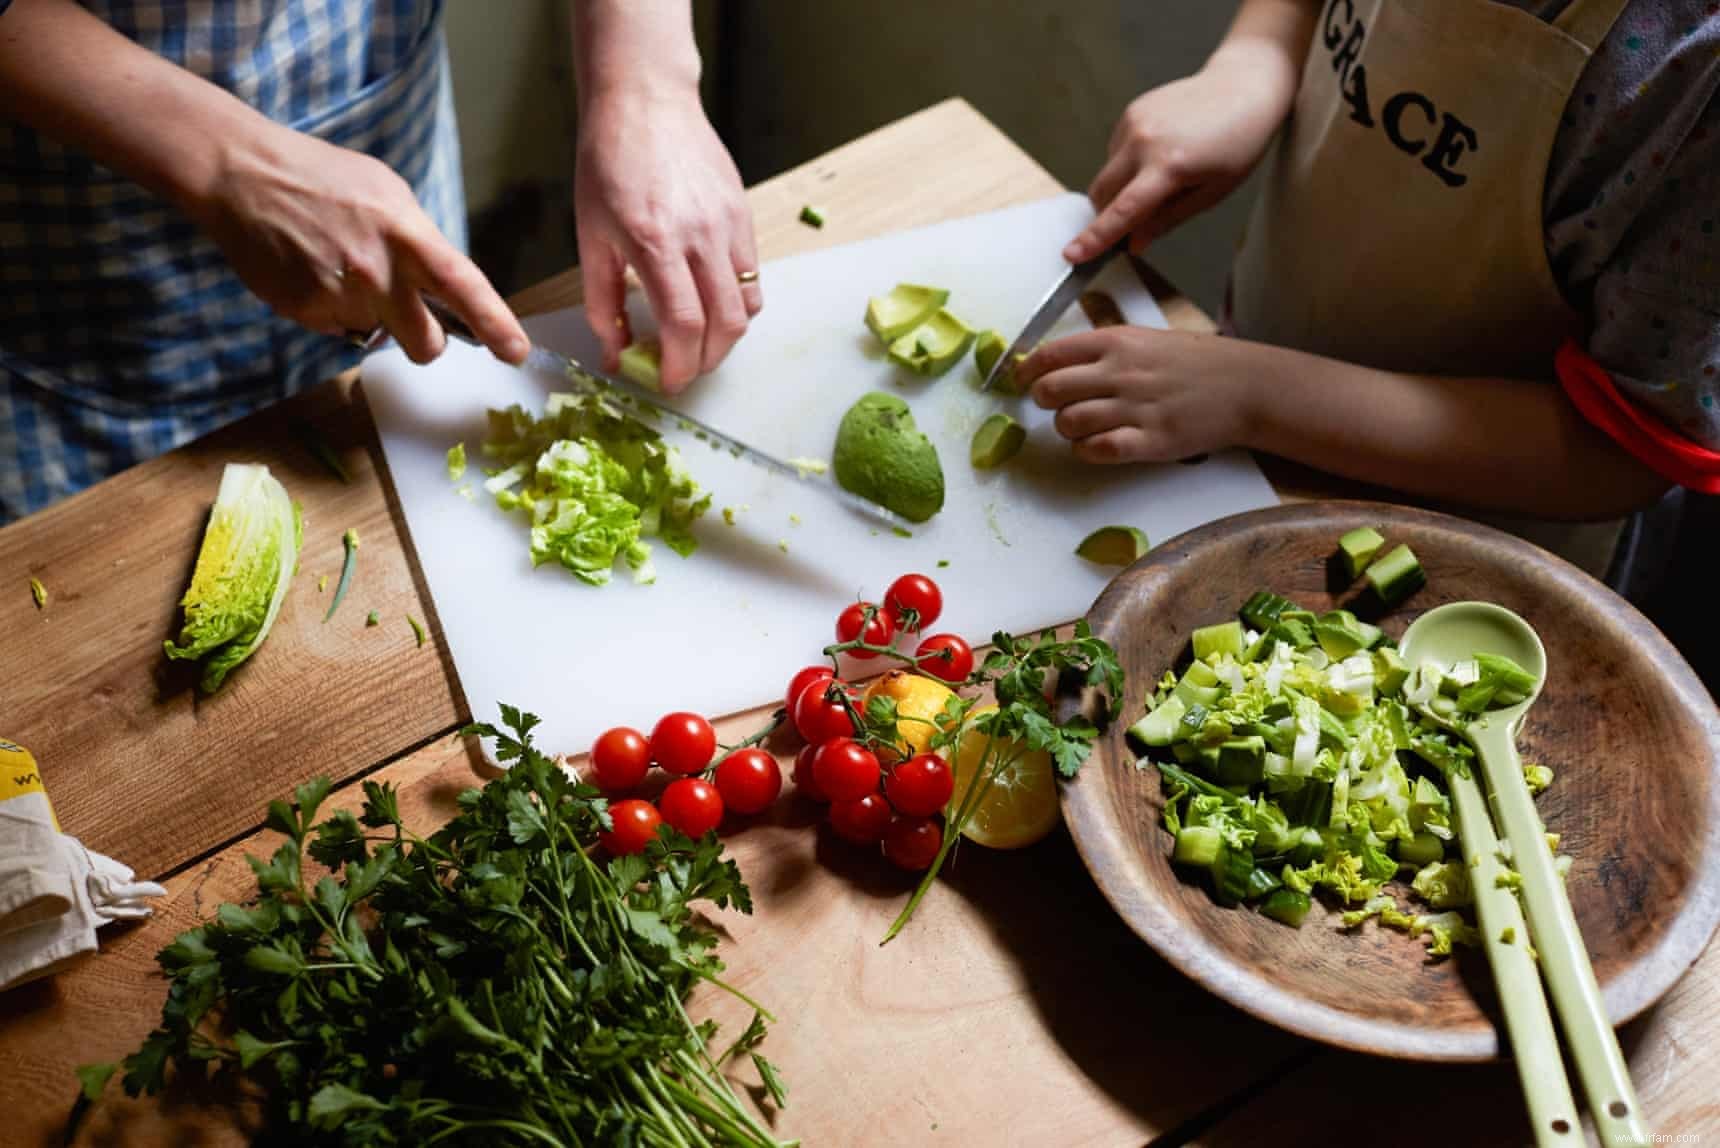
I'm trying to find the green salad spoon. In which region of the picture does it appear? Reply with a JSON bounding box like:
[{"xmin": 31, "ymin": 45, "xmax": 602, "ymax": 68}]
[{"xmin": 1403, "ymin": 601, "xmax": 1646, "ymax": 1148}]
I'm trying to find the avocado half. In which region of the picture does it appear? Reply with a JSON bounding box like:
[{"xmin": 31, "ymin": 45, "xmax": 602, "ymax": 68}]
[{"xmin": 832, "ymin": 392, "xmax": 945, "ymax": 523}]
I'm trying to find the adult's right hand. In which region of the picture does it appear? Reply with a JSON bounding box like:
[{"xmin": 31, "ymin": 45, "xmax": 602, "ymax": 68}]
[
  {"xmin": 1062, "ymin": 43, "xmax": 1300, "ymax": 265},
  {"xmin": 191, "ymin": 121, "xmax": 529, "ymax": 366}
]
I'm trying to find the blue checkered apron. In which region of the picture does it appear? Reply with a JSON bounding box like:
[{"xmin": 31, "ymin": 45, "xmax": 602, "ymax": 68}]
[{"xmin": 0, "ymin": 0, "xmax": 464, "ymax": 523}]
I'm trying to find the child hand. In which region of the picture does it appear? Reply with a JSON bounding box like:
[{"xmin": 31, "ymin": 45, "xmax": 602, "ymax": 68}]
[
  {"xmin": 1064, "ymin": 44, "xmax": 1299, "ymax": 263},
  {"xmin": 1019, "ymin": 328, "xmax": 1258, "ymax": 464}
]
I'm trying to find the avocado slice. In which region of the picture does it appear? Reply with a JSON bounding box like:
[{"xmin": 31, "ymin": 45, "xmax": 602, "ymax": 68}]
[
  {"xmin": 974, "ymin": 329, "xmax": 1006, "ymax": 377},
  {"xmin": 887, "ymin": 309, "xmax": 975, "ymax": 377},
  {"xmin": 865, "ymin": 284, "xmax": 949, "ymax": 343},
  {"xmin": 1075, "ymin": 525, "xmax": 1150, "ymax": 566},
  {"xmin": 617, "ymin": 339, "xmax": 662, "ymax": 391},
  {"xmin": 970, "ymin": 412, "xmax": 1025, "ymax": 469},
  {"xmin": 832, "ymin": 392, "xmax": 945, "ymax": 523}
]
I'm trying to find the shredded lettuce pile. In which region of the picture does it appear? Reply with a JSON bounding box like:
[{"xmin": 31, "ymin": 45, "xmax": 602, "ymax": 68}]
[
  {"xmin": 472, "ymin": 392, "xmax": 710, "ymax": 586},
  {"xmin": 1132, "ymin": 592, "xmax": 1563, "ymax": 957}
]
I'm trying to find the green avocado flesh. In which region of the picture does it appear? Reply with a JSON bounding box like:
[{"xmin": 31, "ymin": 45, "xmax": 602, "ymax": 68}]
[
  {"xmin": 1076, "ymin": 524, "xmax": 1150, "ymax": 566},
  {"xmin": 865, "ymin": 284, "xmax": 949, "ymax": 343},
  {"xmin": 887, "ymin": 309, "xmax": 975, "ymax": 377},
  {"xmin": 970, "ymin": 412, "xmax": 1025, "ymax": 469},
  {"xmin": 832, "ymin": 392, "xmax": 945, "ymax": 523},
  {"xmin": 617, "ymin": 339, "xmax": 662, "ymax": 391}
]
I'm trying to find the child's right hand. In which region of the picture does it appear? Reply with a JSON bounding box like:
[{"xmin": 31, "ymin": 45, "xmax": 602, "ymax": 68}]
[{"xmin": 1064, "ymin": 45, "xmax": 1301, "ymax": 263}]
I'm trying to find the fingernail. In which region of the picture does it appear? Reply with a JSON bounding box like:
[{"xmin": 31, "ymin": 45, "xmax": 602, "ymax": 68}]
[
  {"xmin": 506, "ymin": 336, "xmax": 529, "ymax": 363},
  {"xmin": 1062, "ymin": 243, "xmax": 1083, "ymax": 261}
]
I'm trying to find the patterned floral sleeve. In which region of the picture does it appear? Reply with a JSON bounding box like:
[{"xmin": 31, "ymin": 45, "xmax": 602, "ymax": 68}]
[{"xmin": 1539, "ymin": 1, "xmax": 1720, "ymax": 451}]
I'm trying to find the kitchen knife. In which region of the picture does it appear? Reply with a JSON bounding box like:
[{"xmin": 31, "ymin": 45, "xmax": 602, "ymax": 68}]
[
  {"xmin": 364, "ymin": 298, "xmax": 911, "ymax": 531},
  {"xmin": 980, "ymin": 238, "xmax": 1129, "ymax": 392}
]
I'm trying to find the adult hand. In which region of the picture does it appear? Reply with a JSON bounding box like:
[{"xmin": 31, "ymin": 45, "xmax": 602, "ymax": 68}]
[
  {"xmin": 190, "ymin": 121, "xmax": 529, "ymax": 366},
  {"xmin": 1018, "ymin": 327, "xmax": 1261, "ymax": 464},
  {"xmin": 574, "ymin": 86, "xmax": 760, "ymax": 393},
  {"xmin": 1063, "ymin": 43, "xmax": 1298, "ymax": 264}
]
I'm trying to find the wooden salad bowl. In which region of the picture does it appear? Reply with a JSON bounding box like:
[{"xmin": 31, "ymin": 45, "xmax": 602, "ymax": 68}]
[{"xmin": 1061, "ymin": 500, "xmax": 1720, "ymax": 1061}]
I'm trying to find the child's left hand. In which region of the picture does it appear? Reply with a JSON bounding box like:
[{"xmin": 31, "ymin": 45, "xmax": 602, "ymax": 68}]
[{"xmin": 1018, "ymin": 327, "xmax": 1258, "ymax": 463}]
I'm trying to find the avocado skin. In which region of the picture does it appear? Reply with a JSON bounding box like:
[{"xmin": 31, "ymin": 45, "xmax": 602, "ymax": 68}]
[{"xmin": 832, "ymin": 392, "xmax": 945, "ymax": 523}]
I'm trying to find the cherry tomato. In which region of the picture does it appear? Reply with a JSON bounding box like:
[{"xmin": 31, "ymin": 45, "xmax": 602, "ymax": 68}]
[
  {"xmin": 886, "ymin": 753, "xmax": 955, "ymax": 818},
  {"xmin": 660, "ymin": 777, "xmax": 725, "ymax": 837},
  {"xmin": 793, "ymin": 680, "xmax": 856, "ymax": 744},
  {"xmin": 651, "ymin": 712, "xmax": 716, "ymax": 775},
  {"xmin": 835, "ymin": 601, "xmax": 896, "ymax": 659},
  {"xmin": 714, "ymin": 747, "xmax": 782, "ymax": 815},
  {"xmin": 828, "ymin": 793, "xmax": 894, "ymax": 845},
  {"xmin": 885, "ymin": 574, "xmax": 943, "ymax": 633},
  {"xmin": 600, "ymin": 799, "xmax": 662, "ymax": 855},
  {"xmin": 588, "ymin": 726, "xmax": 651, "ymax": 791},
  {"xmin": 785, "ymin": 665, "xmax": 834, "ymax": 714},
  {"xmin": 883, "ymin": 817, "xmax": 943, "ymax": 871},
  {"xmin": 792, "ymin": 744, "xmax": 829, "ymax": 801},
  {"xmin": 811, "ymin": 737, "xmax": 881, "ymax": 803},
  {"xmin": 914, "ymin": 633, "xmax": 975, "ymax": 684}
]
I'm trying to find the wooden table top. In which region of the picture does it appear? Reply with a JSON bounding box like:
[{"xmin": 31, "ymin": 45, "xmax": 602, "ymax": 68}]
[{"xmin": 1, "ymin": 98, "xmax": 1712, "ymax": 1147}]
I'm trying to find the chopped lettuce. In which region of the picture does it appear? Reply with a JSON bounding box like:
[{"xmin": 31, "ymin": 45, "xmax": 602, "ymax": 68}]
[
  {"xmin": 446, "ymin": 441, "xmax": 467, "ymax": 482},
  {"xmin": 1135, "ymin": 586, "xmax": 1559, "ymax": 954},
  {"xmin": 476, "ymin": 392, "xmax": 710, "ymax": 586},
  {"xmin": 163, "ymin": 463, "xmax": 301, "ymax": 693}
]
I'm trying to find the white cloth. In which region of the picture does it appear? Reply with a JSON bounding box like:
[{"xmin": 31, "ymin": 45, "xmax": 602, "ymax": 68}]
[{"xmin": 0, "ymin": 743, "xmax": 167, "ymax": 991}]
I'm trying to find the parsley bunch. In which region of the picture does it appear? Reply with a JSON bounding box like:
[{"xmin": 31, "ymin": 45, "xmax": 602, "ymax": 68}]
[{"xmin": 76, "ymin": 706, "xmax": 791, "ymax": 1147}]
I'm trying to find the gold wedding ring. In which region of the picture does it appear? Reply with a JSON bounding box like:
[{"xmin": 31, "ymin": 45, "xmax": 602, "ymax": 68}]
[{"xmin": 736, "ymin": 270, "xmax": 760, "ymax": 284}]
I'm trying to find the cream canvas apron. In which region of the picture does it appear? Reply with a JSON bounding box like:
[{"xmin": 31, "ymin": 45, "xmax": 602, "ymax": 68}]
[{"xmin": 1228, "ymin": 0, "xmax": 1630, "ymax": 576}]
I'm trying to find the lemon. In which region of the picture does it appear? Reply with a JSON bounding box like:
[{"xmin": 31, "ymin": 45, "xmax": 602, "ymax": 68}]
[
  {"xmin": 950, "ymin": 706, "xmax": 1060, "ymax": 849},
  {"xmin": 860, "ymin": 670, "xmax": 956, "ymax": 764}
]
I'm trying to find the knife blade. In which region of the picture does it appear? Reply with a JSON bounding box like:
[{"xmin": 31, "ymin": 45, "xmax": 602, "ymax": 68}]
[
  {"xmin": 380, "ymin": 298, "xmax": 911, "ymax": 531},
  {"xmin": 980, "ymin": 238, "xmax": 1129, "ymax": 392}
]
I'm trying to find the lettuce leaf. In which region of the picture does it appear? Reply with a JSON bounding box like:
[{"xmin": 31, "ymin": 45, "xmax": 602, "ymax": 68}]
[{"xmin": 163, "ymin": 464, "xmax": 301, "ymax": 692}]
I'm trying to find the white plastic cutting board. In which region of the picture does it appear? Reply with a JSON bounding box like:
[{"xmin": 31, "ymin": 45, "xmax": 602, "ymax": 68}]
[{"xmin": 364, "ymin": 194, "xmax": 1276, "ymax": 754}]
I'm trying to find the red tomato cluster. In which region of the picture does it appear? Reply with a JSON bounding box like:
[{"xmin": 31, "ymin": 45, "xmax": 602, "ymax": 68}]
[
  {"xmin": 591, "ymin": 710, "xmax": 783, "ymax": 853},
  {"xmin": 589, "ymin": 573, "xmax": 970, "ymax": 872}
]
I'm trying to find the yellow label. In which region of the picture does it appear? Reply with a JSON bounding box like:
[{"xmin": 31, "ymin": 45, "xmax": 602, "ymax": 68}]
[{"xmin": 0, "ymin": 738, "xmax": 50, "ymax": 809}]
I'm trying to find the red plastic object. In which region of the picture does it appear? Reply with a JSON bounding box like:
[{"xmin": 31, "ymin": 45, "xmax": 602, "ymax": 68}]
[{"xmin": 1554, "ymin": 339, "xmax": 1720, "ymax": 494}]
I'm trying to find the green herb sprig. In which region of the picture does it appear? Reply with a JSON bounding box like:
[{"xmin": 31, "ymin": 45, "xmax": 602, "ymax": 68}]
[{"xmin": 76, "ymin": 705, "xmax": 791, "ymax": 1147}]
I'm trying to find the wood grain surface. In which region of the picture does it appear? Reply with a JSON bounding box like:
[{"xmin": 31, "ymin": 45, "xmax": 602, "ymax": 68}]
[
  {"xmin": 9, "ymin": 714, "xmax": 1307, "ymax": 1148},
  {"xmin": 0, "ymin": 377, "xmax": 463, "ymax": 880},
  {"xmin": 1064, "ymin": 500, "xmax": 1720, "ymax": 1063}
]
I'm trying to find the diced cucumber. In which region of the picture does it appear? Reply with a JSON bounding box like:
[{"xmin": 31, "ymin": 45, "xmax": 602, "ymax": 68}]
[
  {"xmin": 1173, "ymin": 825, "xmax": 1223, "ymax": 868},
  {"xmin": 1314, "ymin": 610, "xmax": 1369, "ymax": 658},
  {"xmin": 1475, "ymin": 653, "xmax": 1538, "ymax": 697},
  {"xmin": 1364, "ymin": 543, "xmax": 1425, "ymax": 607},
  {"xmin": 1260, "ymin": 888, "xmax": 1312, "ymax": 927},
  {"xmin": 1398, "ymin": 830, "xmax": 1446, "ymax": 867},
  {"xmin": 1192, "ymin": 620, "xmax": 1247, "ymax": 661},
  {"xmin": 1240, "ymin": 590, "xmax": 1299, "ymax": 631},
  {"xmin": 1373, "ymin": 647, "xmax": 1409, "ymax": 696},
  {"xmin": 1337, "ymin": 526, "xmax": 1386, "ymax": 581},
  {"xmin": 1129, "ymin": 695, "xmax": 1188, "ymax": 747},
  {"xmin": 1216, "ymin": 736, "xmax": 1267, "ymax": 785}
]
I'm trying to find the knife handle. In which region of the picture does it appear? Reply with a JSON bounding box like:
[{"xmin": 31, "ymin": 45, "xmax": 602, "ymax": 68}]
[{"xmin": 346, "ymin": 295, "xmax": 479, "ymax": 352}]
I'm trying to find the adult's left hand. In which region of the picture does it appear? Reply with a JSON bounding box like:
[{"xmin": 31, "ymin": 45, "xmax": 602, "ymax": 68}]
[{"xmin": 575, "ymin": 87, "xmax": 760, "ymax": 393}]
